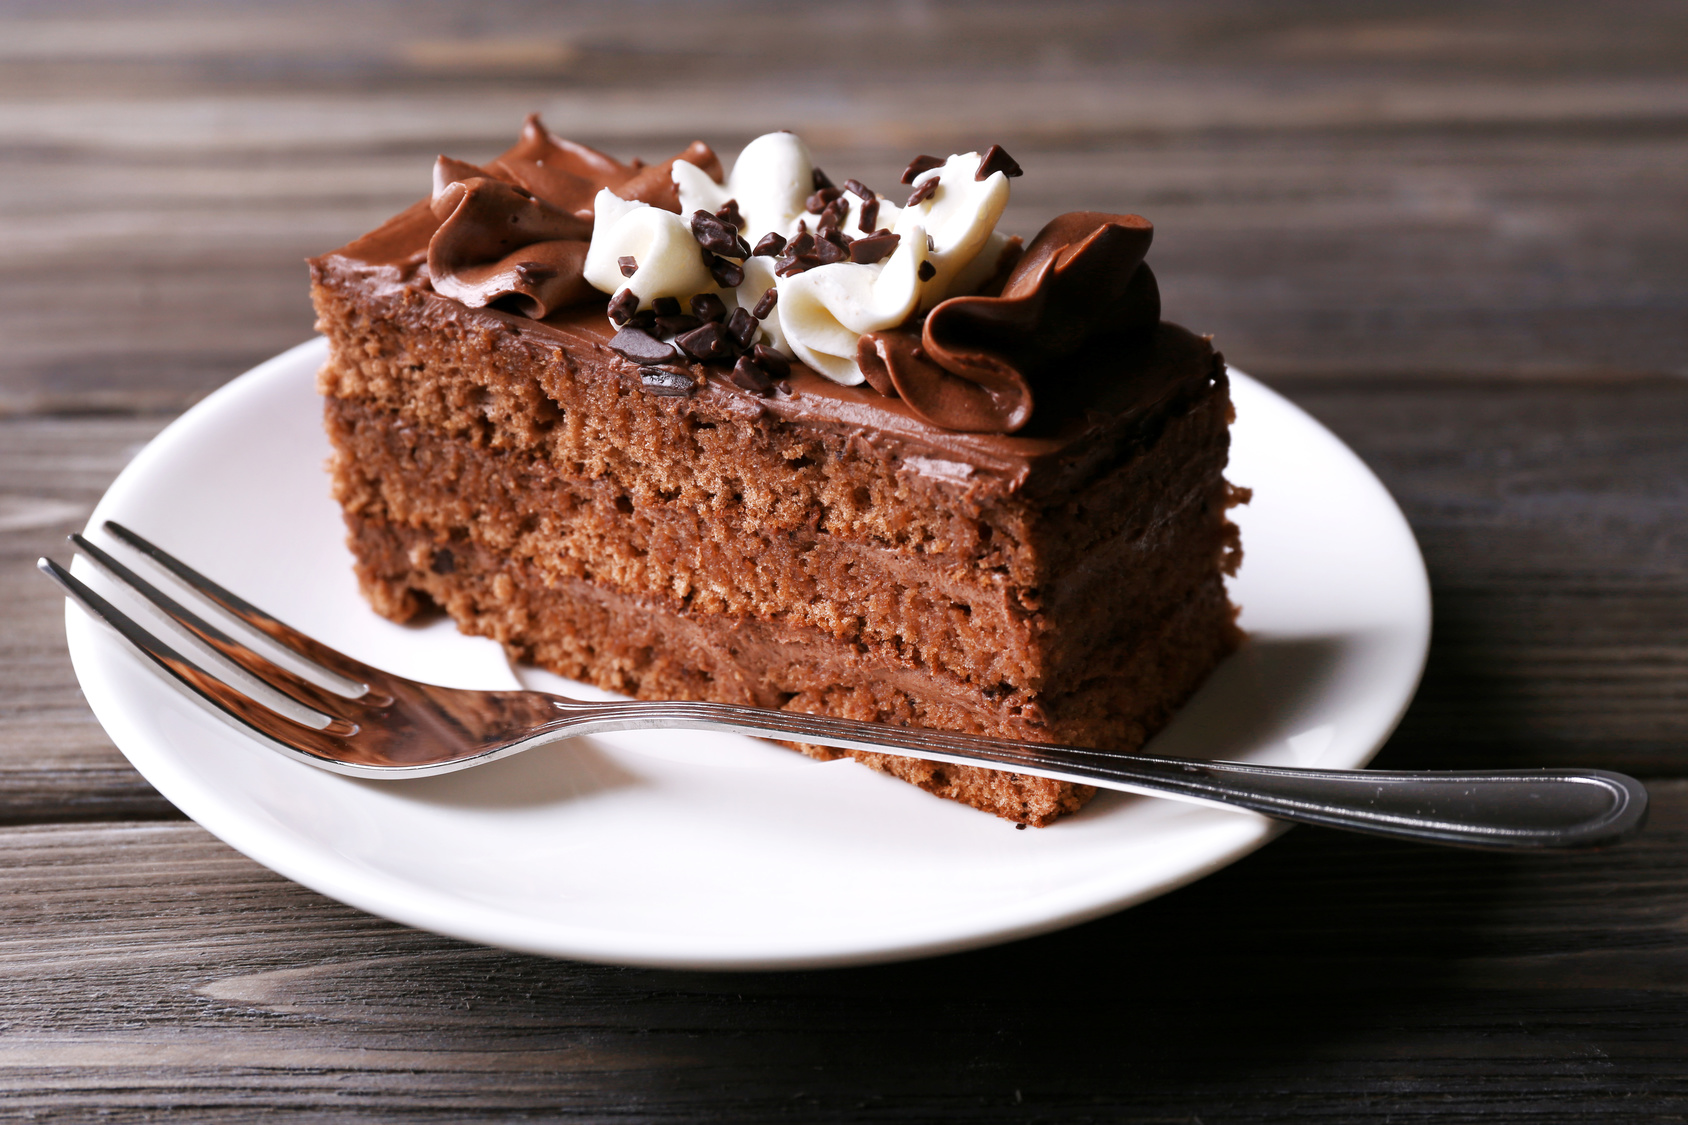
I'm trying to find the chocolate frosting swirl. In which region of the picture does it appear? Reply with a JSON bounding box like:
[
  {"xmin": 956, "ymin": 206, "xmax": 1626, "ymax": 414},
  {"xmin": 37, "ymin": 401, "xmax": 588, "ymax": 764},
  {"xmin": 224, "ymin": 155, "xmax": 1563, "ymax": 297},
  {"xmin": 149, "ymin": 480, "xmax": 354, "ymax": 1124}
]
[
  {"xmin": 856, "ymin": 212, "xmax": 1161, "ymax": 434},
  {"xmin": 424, "ymin": 115, "xmax": 721, "ymax": 318}
]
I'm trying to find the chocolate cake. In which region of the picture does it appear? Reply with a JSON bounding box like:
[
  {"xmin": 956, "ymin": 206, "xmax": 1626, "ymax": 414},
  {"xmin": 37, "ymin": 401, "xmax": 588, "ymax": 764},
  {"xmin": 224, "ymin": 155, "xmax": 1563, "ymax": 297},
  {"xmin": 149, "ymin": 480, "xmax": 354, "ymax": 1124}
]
[{"xmin": 309, "ymin": 117, "xmax": 1245, "ymax": 826}]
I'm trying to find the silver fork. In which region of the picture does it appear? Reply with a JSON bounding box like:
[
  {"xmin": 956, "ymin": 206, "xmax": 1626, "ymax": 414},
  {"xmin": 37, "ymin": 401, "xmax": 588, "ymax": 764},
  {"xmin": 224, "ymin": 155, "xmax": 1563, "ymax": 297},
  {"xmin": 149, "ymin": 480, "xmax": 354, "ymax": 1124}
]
[{"xmin": 40, "ymin": 521, "xmax": 1646, "ymax": 850}]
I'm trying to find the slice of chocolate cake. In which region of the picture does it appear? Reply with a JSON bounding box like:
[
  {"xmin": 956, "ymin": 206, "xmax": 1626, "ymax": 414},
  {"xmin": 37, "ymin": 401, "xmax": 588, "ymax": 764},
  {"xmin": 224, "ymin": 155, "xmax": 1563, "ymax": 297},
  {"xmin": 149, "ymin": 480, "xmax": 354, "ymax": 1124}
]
[{"xmin": 309, "ymin": 116, "xmax": 1244, "ymax": 826}]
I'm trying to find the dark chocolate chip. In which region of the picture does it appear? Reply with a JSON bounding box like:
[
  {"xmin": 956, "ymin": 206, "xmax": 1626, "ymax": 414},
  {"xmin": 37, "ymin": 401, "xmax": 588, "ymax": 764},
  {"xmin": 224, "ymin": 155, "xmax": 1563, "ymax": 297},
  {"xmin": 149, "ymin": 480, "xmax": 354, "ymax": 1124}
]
[
  {"xmin": 773, "ymin": 252, "xmax": 808, "ymax": 277},
  {"xmin": 816, "ymin": 204, "xmax": 841, "ymax": 238},
  {"xmin": 627, "ymin": 309, "xmax": 657, "ymax": 332},
  {"xmin": 858, "ymin": 197, "xmax": 879, "ymax": 232},
  {"xmin": 618, "ymin": 255, "xmax": 638, "ymax": 278},
  {"xmin": 976, "ymin": 143, "xmax": 1023, "ymax": 180},
  {"xmin": 785, "ymin": 231, "xmax": 815, "ymax": 259},
  {"xmin": 707, "ymin": 253, "xmax": 744, "ymax": 289},
  {"xmin": 725, "ymin": 306, "xmax": 757, "ymax": 349},
  {"xmin": 905, "ymin": 178, "xmax": 938, "ymax": 207},
  {"xmin": 812, "ymin": 166, "xmax": 834, "ymax": 191},
  {"xmin": 640, "ymin": 366, "xmax": 697, "ymax": 396},
  {"xmin": 714, "ymin": 198, "xmax": 745, "ymax": 229},
  {"xmin": 675, "ymin": 321, "xmax": 737, "ymax": 363},
  {"xmin": 609, "ymin": 326, "xmax": 677, "ymax": 365},
  {"xmin": 727, "ymin": 356, "xmax": 773, "ymax": 393},
  {"xmin": 807, "ymin": 236, "xmax": 846, "ymax": 265},
  {"xmin": 653, "ymin": 296, "xmax": 682, "ymax": 318},
  {"xmin": 900, "ymin": 154, "xmax": 944, "ymax": 184},
  {"xmin": 751, "ymin": 343, "xmax": 791, "ymax": 378},
  {"xmin": 690, "ymin": 292, "xmax": 728, "ymax": 323},
  {"xmin": 751, "ymin": 287, "xmax": 778, "ymax": 320},
  {"xmin": 753, "ymin": 231, "xmax": 787, "ymax": 257},
  {"xmin": 843, "ymin": 178, "xmax": 874, "ymax": 201},
  {"xmin": 655, "ymin": 314, "xmax": 702, "ymax": 336},
  {"xmin": 607, "ymin": 288, "xmax": 639, "ymax": 326},
  {"xmin": 736, "ymin": 235, "xmax": 753, "ymax": 258},
  {"xmin": 848, "ymin": 230, "xmax": 900, "ymax": 264},
  {"xmin": 430, "ymin": 548, "xmax": 456, "ymax": 575},
  {"xmin": 691, "ymin": 210, "xmax": 744, "ymax": 257},
  {"xmin": 805, "ymin": 186, "xmax": 844, "ymax": 214},
  {"xmin": 775, "ymin": 380, "xmax": 793, "ymax": 395},
  {"xmin": 918, "ymin": 260, "xmax": 936, "ymax": 281},
  {"xmin": 926, "ymin": 232, "xmax": 936, "ymax": 250}
]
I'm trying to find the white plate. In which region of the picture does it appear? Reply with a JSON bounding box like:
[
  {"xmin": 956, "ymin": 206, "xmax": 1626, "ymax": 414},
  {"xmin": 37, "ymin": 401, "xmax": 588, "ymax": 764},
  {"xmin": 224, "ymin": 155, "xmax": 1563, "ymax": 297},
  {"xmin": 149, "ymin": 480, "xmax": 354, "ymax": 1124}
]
[{"xmin": 63, "ymin": 338, "xmax": 1429, "ymax": 970}]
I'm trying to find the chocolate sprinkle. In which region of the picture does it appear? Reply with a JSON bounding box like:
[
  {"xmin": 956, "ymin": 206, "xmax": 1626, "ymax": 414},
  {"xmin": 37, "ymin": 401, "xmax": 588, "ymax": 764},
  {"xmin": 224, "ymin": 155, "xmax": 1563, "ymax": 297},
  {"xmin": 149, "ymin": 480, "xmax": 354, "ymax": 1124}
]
[
  {"xmin": 706, "ymin": 253, "xmax": 744, "ymax": 289},
  {"xmin": 858, "ymin": 197, "xmax": 879, "ymax": 232},
  {"xmin": 690, "ymin": 292, "xmax": 728, "ymax": 323},
  {"xmin": 918, "ymin": 260, "xmax": 936, "ymax": 281},
  {"xmin": 655, "ymin": 314, "xmax": 702, "ymax": 336},
  {"xmin": 900, "ymin": 154, "xmax": 945, "ymax": 184},
  {"xmin": 976, "ymin": 143, "xmax": 1023, "ymax": 180},
  {"xmin": 640, "ymin": 366, "xmax": 696, "ymax": 396},
  {"xmin": 714, "ymin": 198, "xmax": 745, "ymax": 229},
  {"xmin": 675, "ymin": 321, "xmax": 736, "ymax": 363},
  {"xmin": 627, "ymin": 309, "xmax": 657, "ymax": 332},
  {"xmin": 727, "ymin": 356, "xmax": 773, "ymax": 394},
  {"xmin": 652, "ymin": 296, "xmax": 682, "ymax": 318},
  {"xmin": 607, "ymin": 288, "xmax": 639, "ymax": 326},
  {"xmin": 812, "ymin": 166, "xmax": 835, "ymax": 191},
  {"xmin": 805, "ymin": 186, "xmax": 844, "ymax": 214},
  {"xmin": 905, "ymin": 178, "xmax": 938, "ymax": 207},
  {"xmin": 848, "ymin": 230, "xmax": 900, "ymax": 265},
  {"xmin": 808, "ymin": 236, "xmax": 847, "ymax": 265},
  {"xmin": 618, "ymin": 255, "xmax": 638, "ymax": 278},
  {"xmin": 751, "ymin": 343, "xmax": 791, "ymax": 378},
  {"xmin": 753, "ymin": 231, "xmax": 787, "ymax": 257},
  {"xmin": 691, "ymin": 210, "xmax": 744, "ymax": 257},
  {"xmin": 725, "ymin": 306, "xmax": 757, "ymax": 349},
  {"xmin": 751, "ymin": 287, "xmax": 778, "ymax": 320},
  {"xmin": 609, "ymin": 326, "xmax": 677, "ymax": 366},
  {"xmin": 843, "ymin": 178, "xmax": 874, "ymax": 201}
]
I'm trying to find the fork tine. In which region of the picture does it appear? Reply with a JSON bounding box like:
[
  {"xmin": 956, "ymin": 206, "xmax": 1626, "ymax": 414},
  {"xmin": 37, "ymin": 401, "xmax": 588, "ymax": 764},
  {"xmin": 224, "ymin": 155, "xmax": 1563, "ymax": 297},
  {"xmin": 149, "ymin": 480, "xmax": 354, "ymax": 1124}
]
[
  {"xmin": 70, "ymin": 533, "xmax": 385, "ymax": 718},
  {"xmin": 103, "ymin": 520, "xmax": 378, "ymax": 686},
  {"xmin": 39, "ymin": 556, "xmax": 359, "ymax": 750}
]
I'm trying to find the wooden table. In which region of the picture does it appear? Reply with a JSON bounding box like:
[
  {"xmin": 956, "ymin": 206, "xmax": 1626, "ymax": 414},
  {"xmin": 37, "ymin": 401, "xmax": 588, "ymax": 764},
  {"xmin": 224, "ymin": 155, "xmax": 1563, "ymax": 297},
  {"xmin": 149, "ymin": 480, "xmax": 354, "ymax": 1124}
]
[{"xmin": 4, "ymin": 3, "xmax": 1685, "ymax": 1119}]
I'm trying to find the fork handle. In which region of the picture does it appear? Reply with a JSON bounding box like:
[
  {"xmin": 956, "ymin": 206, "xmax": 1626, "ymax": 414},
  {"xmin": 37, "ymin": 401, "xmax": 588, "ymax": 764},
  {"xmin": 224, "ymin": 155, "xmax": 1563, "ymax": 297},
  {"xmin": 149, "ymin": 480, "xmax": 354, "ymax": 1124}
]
[{"xmin": 549, "ymin": 699, "xmax": 1648, "ymax": 850}]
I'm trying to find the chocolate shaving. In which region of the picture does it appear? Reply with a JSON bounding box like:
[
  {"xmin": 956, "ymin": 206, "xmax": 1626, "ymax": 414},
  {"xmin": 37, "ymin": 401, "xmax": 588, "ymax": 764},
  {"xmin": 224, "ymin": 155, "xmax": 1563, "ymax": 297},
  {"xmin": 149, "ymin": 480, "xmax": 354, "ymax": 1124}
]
[
  {"xmin": 918, "ymin": 260, "xmax": 936, "ymax": 281},
  {"xmin": 848, "ymin": 230, "xmax": 900, "ymax": 265},
  {"xmin": 690, "ymin": 293, "xmax": 728, "ymax": 323},
  {"xmin": 905, "ymin": 178, "xmax": 938, "ymax": 207},
  {"xmin": 751, "ymin": 343, "xmax": 791, "ymax": 379},
  {"xmin": 812, "ymin": 166, "xmax": 835, "ymax": 191},
  {"xmin": 775, "ymin": 231, "xmax": 817, "ymax": 276},
  {"xmin": 900, "ymin": 155, "xmax": 945, "ymax": 184},
  {"xmin": 807, "ymin": 237, "xmax": 847, "ymax": 266},
  {"xmin": 843, "ymin": 178, "xmax": 874, "ymax": 201},
  {"xmin": 805, "ymin": 187, "xmax": 844, "ymax": 214},
  {"xmin": 675, "ymin": 321, "xmax": 737, "ymax": 363},
  {"xmin": 607, "ymin": 288, "xmax": 639, "ymax": 326},
  {"xmin": 976, "ymin": 144, "xmax": 1023, "ymax": 181},
  {"xmin": 858, "ymin": 197, "xmax": 880, "ymax": 232},
  {"xmin": 617, "ymin": 255, "xmax": 638, "ymax": 278},
  {"xmin": 609, "ymin": 326, "xmax": 677, "ymax": 366},
  {"xmin": 753, "ymin": 232, "xmax": 787, "ymax": 257},
  {"xmin": 691, "ymin": 210, "xmax": 745, "ymax": 258},
  {"xmin": 725, "ymin": 306, "xmax": 758, "ymax": 350},
  {"xmin": 727, "ymin": 356, "xmax": 773, "ymax": 394},
  {"xmin": 706, "ymin": 253, "xmax": 744, "ymax": 288},
  {"xmin": 751, "ymin": 287, "xmax": 778, "ymax": 320},
  {"xmin": 640, "ymin": 366, "xmax": 697, "ymax": 396},
  {"xmin": 714, "ymin": 198, "xmax": 745, "ymax": 229},
  {"xmin": 653, "ymin": 296, "xmax": 681, "ymax": 318}
]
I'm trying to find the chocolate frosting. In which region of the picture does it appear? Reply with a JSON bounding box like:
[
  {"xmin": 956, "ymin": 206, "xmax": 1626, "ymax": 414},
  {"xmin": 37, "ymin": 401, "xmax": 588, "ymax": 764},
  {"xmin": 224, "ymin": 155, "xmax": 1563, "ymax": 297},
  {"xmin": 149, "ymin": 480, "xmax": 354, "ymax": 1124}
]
[
  {"xmin": 423, "ymin": 114, "xmax": 721, "ymax": 318},
  {"xmin": 857, "ymin": 212, "xmax": 1160, "ymax": 434}
]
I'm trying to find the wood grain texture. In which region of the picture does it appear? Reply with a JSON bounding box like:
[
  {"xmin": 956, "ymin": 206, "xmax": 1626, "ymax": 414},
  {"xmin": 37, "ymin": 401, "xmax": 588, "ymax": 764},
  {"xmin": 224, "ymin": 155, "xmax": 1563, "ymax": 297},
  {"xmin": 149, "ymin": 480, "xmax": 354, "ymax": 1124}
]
[
  {"xmin": 3, "ymin": 0, "xmax": 1686, "ymax": 412},
  {"xmin": 3, "ymin": 788, "xmax": 1688, "ymax": 1121}
]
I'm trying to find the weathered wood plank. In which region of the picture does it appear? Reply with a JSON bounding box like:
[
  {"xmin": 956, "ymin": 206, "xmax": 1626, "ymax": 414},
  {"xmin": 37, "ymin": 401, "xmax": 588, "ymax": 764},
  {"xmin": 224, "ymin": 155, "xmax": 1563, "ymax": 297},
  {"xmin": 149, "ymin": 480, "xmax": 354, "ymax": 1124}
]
[
  {"xmin": 2, "ymin": 0, "xmax": 1685, "ymax": 413},
  {"xmin": 0, "ymin": 417, "xmax": 179, "ymax": 823},
  {"xmin": 2, "ymin": 786, "xmax": 1687, "ymax": 1121}
]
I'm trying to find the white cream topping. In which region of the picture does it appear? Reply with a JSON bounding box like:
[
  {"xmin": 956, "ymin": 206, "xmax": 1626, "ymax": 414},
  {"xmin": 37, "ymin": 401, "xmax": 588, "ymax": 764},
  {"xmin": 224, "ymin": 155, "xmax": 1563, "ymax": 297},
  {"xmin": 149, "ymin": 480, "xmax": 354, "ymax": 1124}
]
[{"xmin": 582, "ymin": 134, "xmax": 1015, "ymax": 385}]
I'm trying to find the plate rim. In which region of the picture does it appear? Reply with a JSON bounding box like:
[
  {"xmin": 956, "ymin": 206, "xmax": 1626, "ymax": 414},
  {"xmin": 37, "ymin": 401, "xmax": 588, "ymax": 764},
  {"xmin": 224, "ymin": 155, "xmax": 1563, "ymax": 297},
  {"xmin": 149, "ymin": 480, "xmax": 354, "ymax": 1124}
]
[{"xmin": 62, "ymin": 337, "xmax": 1431, "ymax": 970}]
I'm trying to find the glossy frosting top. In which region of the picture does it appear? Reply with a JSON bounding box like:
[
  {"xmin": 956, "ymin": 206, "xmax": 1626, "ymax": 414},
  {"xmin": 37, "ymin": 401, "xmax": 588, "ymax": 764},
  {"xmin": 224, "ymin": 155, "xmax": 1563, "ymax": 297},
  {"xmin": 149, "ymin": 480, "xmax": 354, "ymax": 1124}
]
[{"xmin": 315, "ymin": 118, "xmax": 1219, "ymax": 490}]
